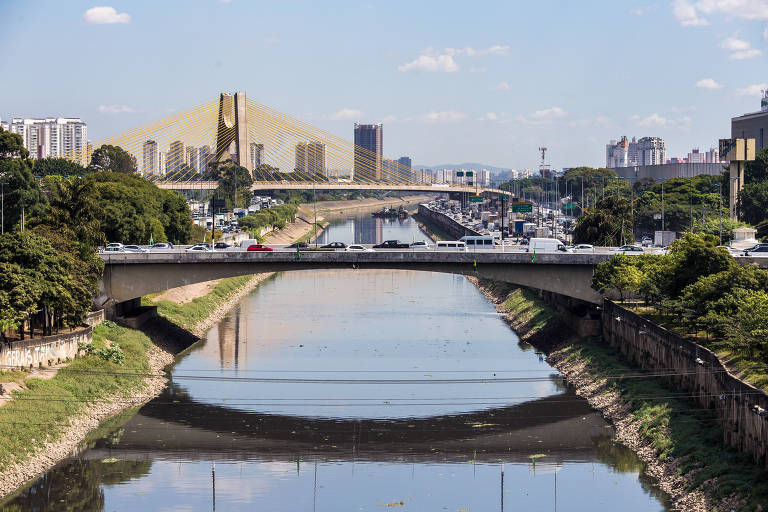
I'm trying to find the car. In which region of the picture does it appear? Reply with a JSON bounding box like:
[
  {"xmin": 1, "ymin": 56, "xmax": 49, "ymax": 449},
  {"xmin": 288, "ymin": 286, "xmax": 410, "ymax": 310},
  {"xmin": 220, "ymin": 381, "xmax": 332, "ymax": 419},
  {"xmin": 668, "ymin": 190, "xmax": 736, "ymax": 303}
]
[
  {"xmin": 214, "ymin": 242, "xmax": 232, "ymax": 249},
  {"xmin": 123, "ymin": 245, "xmax": 148, "ymax": 253},
  {"xmin": 641, "ymin": 236, "xmax": 653, "ymax": 247},
  {"xmin": 320, "ymin": 242, "xmax": 348, "ymax": 249},
  {"xmin": 716, "ymin": 245, "xmax": 741, "ymax": 256},
  {"xmin": 149, "ymin": 242, "xmax": 174, "ymax": 251},
  {"xmin": 104, "ymin": 242, "xmax": 124, "ymax": 252},
  {"xmin": 186, "ymin": 243, "xmax": 212, "ymax": 252},
  {"xmin": 345, "ymin": 244, "xmax": 374, "ymax": 252},
  {"xmin": 611, "ymin": 245, "xmax": 644, "ymax": 254},
  {"xmin": 743, "ymin": 243, "xmax": 768, "ymax": 256},
  {"xmin": 288, "ymin": 242, "xmax": 309, "ymax": 249},
  {"xmin": 410, "ymin": 240, "xmax": 431, "ymax": 249},
  {"xmin": 246, "ymin": 244, "xmax": 274, "ymax": 252},
  {"xmin": 571, "ymin": 244, "xmax": 594, "ymax": 253},
  {"xmin": 373, "ymin": 240, "xmax": 410, "ymax": 249}
]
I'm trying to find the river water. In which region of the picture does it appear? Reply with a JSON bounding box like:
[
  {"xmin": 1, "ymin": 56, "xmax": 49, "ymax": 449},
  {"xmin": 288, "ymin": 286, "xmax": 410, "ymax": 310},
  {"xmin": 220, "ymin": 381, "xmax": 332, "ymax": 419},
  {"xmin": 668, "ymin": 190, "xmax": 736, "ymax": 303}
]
[{"xmin": 2, "ymin": 212, "xmax": 671, "ymax": 511}]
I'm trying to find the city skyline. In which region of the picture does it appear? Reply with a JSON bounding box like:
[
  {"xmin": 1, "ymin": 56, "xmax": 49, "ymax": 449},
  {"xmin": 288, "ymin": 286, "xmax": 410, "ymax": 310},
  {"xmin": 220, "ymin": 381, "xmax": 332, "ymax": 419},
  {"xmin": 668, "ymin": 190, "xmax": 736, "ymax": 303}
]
[{"xmin": 1, "ymin": 1, "xmax": 767, "ymax": 171}]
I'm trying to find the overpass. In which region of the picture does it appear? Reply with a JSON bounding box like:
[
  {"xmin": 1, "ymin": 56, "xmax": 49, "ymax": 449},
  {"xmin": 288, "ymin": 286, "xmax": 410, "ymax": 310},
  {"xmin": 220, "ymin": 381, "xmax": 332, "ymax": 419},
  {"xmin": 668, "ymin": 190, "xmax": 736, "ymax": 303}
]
[
  {"xmin": 154, "ymin": 180, "xmax": 505, "ymax": 195},
  {"xmin": 99, "ymin": 251, "xmax": 768, "ymax": 313},
  {"xmin": 100, "ymin": 250, "xmax": 612, "ymax": 307}
]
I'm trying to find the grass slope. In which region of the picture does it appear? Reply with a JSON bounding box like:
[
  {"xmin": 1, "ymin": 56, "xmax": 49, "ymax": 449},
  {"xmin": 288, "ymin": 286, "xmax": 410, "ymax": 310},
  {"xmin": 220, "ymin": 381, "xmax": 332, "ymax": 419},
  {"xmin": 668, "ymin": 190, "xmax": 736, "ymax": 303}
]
[{"xmin": 0, "ymin": 323, "xmax": 151, "ymax": 472}]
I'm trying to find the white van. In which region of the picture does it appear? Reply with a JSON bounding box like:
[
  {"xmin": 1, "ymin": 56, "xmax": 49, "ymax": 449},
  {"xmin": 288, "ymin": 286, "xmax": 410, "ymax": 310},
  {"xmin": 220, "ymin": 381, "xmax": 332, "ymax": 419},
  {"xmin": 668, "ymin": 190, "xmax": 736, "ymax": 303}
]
[
  {"xmin": 435, "ymin": 241, "xmax": 468, "ymax": 252},
  {"xmin": 238, "ymin": 239, "xmax": 261, "ymax": 250},
  {"xmin": 527, "ymin": 238, "xmax": 572, "ymax": 253},
  {"xmin": 459, "ymin": 235, "xmax": 495, "ymax": 250}
]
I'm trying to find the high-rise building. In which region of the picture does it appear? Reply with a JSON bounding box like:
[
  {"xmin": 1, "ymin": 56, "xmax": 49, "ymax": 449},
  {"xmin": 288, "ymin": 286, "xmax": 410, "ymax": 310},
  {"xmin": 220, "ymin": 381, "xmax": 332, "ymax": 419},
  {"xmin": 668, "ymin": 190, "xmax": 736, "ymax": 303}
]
[
  {"xmin": 142, "ymin": 140, "xmax": 158, "ymax": 177},
  {"xmin": 636, "ymin": 137, "xmax": 665, "ymax": 166},
  {"xmin": 198, "ymin": 145, "xmax": 213, "ymax": 175},
  {"xmin": 186, "ymin": 146, "xmax": 199, "ymax": 174},
  {"xmin": 687, "ymin": 148, "xmax": 705, "ymax": 164},
  {"xmin": 0, "ymin": 118, "xmax": 8, "ymax": 132},
  {"xmin": 354, "ymin": 123, "xmax": 383, "ymax": 180},
  {"xmin": 705, "ymin": 147, "xmax": 720, "ymax": 163},
  {"xmin": 294, "ymin": 141, "xmax": 326, "ymax": 176},
  {"xmin": 606, "ymin": 136, "xmax": 629, "ymax": 168},
  {"xmin": 8, "ymin": 117, "xmax": 87, "ymax": 163},
  {"xmin": 158, "ymin": 151, "xmax": 166, "ymax": 176},
  {"xmin": 249, "ymin": 143, "xmax": 263, "ymax": 170},
  {"xmin": 167, "ymin": 141, "xmax": 184, "ymax": 175}
]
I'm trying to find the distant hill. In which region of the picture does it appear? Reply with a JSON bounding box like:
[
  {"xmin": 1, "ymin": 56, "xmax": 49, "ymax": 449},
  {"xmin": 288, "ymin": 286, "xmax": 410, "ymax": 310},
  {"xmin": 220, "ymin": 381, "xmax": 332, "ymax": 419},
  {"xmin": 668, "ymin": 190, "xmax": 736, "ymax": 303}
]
[{"xmin": 414, "ymin": 162, "xmax": 513, "ymax": 174}]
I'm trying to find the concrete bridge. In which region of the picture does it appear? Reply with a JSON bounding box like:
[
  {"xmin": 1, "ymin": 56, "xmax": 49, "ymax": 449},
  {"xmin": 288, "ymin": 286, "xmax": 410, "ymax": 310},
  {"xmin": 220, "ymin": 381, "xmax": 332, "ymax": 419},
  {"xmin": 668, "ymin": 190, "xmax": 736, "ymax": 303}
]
[
  {"xmin": 99, "ymin": 251, "xmax": 768, "ymax": 312},
  {"xmin": 99, "ymin": 250, "xmax": 614, "ymax": 310}
]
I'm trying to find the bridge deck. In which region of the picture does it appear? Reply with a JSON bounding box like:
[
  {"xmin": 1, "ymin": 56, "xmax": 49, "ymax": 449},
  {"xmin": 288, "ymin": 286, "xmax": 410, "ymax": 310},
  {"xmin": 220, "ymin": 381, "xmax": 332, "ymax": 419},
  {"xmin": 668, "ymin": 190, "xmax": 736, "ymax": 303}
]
[{"xmin": 153, "ymin": 181, "xmax": 506, "ymax": 194}]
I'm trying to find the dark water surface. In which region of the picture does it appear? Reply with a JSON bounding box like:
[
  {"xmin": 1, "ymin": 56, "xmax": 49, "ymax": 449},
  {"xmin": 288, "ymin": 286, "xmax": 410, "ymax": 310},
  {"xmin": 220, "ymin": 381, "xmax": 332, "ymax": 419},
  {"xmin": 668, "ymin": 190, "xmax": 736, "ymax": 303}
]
[{"xmin": 2, "ymin": 215, "xmax": 671, "ymax": 511}]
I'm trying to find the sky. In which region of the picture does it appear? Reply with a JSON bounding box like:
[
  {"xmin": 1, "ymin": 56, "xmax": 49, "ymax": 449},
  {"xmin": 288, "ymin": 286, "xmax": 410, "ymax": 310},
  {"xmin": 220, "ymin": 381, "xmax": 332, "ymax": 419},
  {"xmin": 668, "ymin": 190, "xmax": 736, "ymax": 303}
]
[{"xmin": 0, "ymin": 0, "xmax": 767, "ymax": 171}]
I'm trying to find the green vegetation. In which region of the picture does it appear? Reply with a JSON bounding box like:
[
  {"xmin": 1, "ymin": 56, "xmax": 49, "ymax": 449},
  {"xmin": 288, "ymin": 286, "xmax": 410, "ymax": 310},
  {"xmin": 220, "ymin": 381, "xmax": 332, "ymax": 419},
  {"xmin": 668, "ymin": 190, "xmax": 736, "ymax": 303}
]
[
  {"xmin": 88, "ymin": 144, "xmax": 137, "ymax": 174},
  {"xmin": 573, "ymin": 196, "xmax": 634, "ymax": 246},
  {"xmin": 238, "ymin": 203, "xmax": 299, "ymax": 238},
  {"xmin": 0, "ymin": 322, "xmax": 152, "ymax": 472},
  {"xmin": 32, "ymin": 157, "xmax": 90, "ymax": 178},
  {"xmin": 593, "ymin": 233, "xmax": 768, "ymax": 380},
  {"xmin": 144, "ymin": 275, "xmax": 256, "ymax": 331},
  {"xmin": 557, "ymin": 338, "xmax": 768, "ymax": 510}
]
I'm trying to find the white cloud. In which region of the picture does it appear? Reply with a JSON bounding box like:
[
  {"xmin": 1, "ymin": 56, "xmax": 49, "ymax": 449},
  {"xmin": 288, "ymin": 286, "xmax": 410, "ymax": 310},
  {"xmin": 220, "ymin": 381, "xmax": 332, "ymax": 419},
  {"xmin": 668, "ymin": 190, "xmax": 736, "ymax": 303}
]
[
  {"xmin": 695, "ymin": 78, "xmax": 723, "ymax": 89},
  {"xmin": 398, "ymin": 54, "xmax": 459, "ymax": 72},
  {"xmin": 720, "ymin": 37, "xmax": 763, "ymax": 58},
  {"xmin": 330, "ymin": 108, "xmax": 363, "ymax": 120},
  {"xmin": 531, "ymin": 106, "xmax": 566, "ymax": 119},
  {"xmin": 98, "ymin": 104, "xmax": 134, "ymax": 114},
  {"xmin": 631, "ymin": 4, "xmax": 658, "ymax": 15},
  {"xmin": 737, "ymin": 82, "xmax": 768, "ymax": 96},
  {"xmin": 419, "ymin": 111, "xmax": 467, "ymax": 123},
  {"xmin": 477, "ymin": 112, "xmax": 498, "ymax": 121},
  {"xmin": 491, "ymin": 81, "xmax": 512, "ymax": 91},
  {"xmin": 398, "ymin": 45, "xmax": 509, "ymax": 72},
  {"xmin": 673, "ymin": 0, "xmax": 709, "ymax": 25},
  {"xmin": 673, "ymin": 0, "xmax": 768, "ymax": 26},
  {"xmin": 632, "ymin": 113, "xmax": 692, "ymax": 128},
  {"xmin": 83, "ymin": 6, "xmax": 131, "ymax": 25},
  {"xmin": 764, "ymin": 26, "xmax": 768, "ymax": 38}
]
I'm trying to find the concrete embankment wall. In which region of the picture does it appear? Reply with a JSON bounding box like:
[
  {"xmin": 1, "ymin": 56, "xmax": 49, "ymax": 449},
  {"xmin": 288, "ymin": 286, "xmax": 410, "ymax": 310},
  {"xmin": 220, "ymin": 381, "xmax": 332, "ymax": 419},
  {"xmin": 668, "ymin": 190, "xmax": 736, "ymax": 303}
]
[
  {"xmin": 602, "ymin": 300, "xmax": 768, "ymax": 467},
  {"xmin": 0, "ymin": 327, "xmax": 92, "ymax": 368},
  {"xmin": 417, "ymin": 204, "xmax": 482, "ymax": 240}
]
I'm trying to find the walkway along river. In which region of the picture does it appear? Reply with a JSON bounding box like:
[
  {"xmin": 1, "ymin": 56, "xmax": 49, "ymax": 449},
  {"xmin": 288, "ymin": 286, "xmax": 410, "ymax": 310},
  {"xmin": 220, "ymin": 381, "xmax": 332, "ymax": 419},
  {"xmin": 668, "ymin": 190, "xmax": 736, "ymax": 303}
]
[{"xmin": 1, "ymin": 213, "xmax": 672, "ymax": 511}]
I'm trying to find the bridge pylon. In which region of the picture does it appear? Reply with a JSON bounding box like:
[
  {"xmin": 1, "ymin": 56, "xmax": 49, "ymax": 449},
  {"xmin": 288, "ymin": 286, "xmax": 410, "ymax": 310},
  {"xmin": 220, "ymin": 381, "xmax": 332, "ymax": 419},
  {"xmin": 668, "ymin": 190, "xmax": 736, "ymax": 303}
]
[{"xmin": 215, "ymin": 91, "xmax": 250, "ymax": 170}]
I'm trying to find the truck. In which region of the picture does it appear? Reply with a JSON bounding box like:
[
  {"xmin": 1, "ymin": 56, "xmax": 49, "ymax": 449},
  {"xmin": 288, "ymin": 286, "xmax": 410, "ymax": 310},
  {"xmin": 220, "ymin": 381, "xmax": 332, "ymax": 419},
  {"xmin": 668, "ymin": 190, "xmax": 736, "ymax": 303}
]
[
  {"xmin": 372, "ymin": 240, "xmax": 410, "ymax": 249},
  {"xmin": 654, "ymin": 230, "xmax": 676, "ymax": 248}
]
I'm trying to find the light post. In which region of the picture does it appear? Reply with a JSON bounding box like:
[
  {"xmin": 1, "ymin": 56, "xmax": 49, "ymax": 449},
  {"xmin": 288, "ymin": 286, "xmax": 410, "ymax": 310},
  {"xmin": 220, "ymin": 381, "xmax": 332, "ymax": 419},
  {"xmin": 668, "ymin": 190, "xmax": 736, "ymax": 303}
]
[{"xmin": 714, "ymin": 183, "xmax": 722, "ymax": 244}]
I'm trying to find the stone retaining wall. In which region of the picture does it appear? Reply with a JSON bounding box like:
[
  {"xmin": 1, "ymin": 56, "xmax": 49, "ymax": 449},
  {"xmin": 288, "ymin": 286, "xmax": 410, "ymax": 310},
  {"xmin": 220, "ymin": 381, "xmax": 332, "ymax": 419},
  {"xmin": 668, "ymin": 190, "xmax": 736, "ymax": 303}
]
[
  {"xmin": 0, "ymin": 327, "xmax": 92, "ymax": 369},
  {"xmin": 602, "ymin": 300, "xmax": 768, "ymax": 467}
]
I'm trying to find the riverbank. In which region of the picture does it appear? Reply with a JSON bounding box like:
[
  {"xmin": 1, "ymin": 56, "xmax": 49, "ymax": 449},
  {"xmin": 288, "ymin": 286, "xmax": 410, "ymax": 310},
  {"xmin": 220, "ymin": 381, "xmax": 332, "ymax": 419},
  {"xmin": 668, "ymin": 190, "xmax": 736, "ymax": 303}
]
[
  {"xmin": 0, "ymin": 273, "xmax": 275, "ymax": 501},
  {"xmin": 468, "ymin": 278, "xmax": 766, "ymax": 511},
  {"xmin": 410, "ymin": 212, "xmax": 452, "ymax": 241},
  {"xmin": 0, "ymin": 322, "xmax": 173, "ymax": 499}
]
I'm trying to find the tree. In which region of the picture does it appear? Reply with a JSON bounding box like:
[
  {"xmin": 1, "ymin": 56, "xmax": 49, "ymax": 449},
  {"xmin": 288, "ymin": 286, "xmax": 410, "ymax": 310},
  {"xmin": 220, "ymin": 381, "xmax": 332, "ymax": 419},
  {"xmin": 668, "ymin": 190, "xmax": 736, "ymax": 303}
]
[
  {"xmin": 727, "ymin": 290, "xmax": 768, "ymax": 361},
  {"xmin": 32, "ymin": 157, "xmax": 89, "ymax": 177},
  {"xmin": 744, "ymin": 147, "xmax": 768, "ymax": 184},
  {"xmin": 89, "ymin": 145, "xmax": 137, "ymax": 174},
  {"xmin": 659, "ymin": 233, "xmax": 734, "ymax": 298},
  {"xmin": 216, "ymin": 164, "xmax": 253, "ymax": 210},
  {"xmin": 738, "ymin": 181, "xmax": 768, "ymax": 225},
  {"xmin": 0, "ymin": 127, "xmax": 28, "ymax": 159},
  {"xmin": 573, "ymin": 196, "xmax": 634, "ymax": 246},
  {"xmin": 591, "ymin": 254, "xmax": 644, "ymax": 301},
  {"xmin": 0, "ymin": 156, "xmax": 47, "ymax": 233}
]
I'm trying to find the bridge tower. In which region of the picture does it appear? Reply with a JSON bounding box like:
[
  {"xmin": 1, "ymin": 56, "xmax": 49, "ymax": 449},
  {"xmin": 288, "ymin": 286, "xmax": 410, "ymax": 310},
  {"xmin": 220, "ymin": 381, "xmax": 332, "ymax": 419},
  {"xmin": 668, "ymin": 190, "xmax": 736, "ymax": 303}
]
[{"xmin": 215, "ymin": 91, "xmax": 250, "ymax": 170}]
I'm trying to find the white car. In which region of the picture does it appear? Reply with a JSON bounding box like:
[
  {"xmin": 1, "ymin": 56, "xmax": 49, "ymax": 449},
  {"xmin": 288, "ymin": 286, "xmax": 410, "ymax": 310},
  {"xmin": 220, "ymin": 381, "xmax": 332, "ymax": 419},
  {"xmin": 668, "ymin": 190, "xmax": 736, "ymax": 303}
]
[
  {"xmin": 610, "ymin": 245, "xmax": 644, "ymax": 254},
  {"xmin": 123, "ymin": 245, "xmax": 148, "ymax": 253},
  {"xmin": 571, "ymin": 244, "xmax": 594, "ymax": 253},
  {"xmin": 345, "ymin": 244, "xmax": 374, "ymax": 252},
  {"xmin": 186, "ymin": 244, "xmax": 212, "ymax": 252},
  {"xmin": 105, "ymin": 242, "xmax": 124, "ymax": 252},
  {"xmin": 410, "ymin": 240, "xmax": 431, "ymax": 249}
]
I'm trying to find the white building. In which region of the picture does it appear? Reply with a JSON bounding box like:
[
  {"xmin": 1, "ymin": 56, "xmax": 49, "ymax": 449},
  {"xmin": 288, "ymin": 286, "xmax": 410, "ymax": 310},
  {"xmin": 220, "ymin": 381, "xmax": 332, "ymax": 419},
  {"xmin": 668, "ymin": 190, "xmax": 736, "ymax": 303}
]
[
  {"xmin": 142, "ymin": 140, "xmax": 158, "ymax": 176},
  {"xmin": 606, "ymin": 137, "xmax": 629, "ymax": 168},
  {"xmin": 8, "ymin": 117, "xmax": 88, "ymax": 163},
  {"xmin": 0, "ymin": 118, "xmax": 8, "ymax": 132},
  {"xmin": 705, "ymin": 147, "xmax": 720, "ymax": 163},
  {"xmin": 687, "ymin": 148, "xmax": 706, "ymax": 164}
]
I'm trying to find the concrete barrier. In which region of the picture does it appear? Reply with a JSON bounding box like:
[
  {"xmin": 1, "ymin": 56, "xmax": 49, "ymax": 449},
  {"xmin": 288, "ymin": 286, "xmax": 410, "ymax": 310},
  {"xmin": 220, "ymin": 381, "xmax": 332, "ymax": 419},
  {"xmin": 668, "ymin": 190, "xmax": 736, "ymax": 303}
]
[
  {"xmin": 0, "ymin": 327, "xmax": 92, "ymax": 369},
  {"xmin": 417, "ymin": 204, "xmax": 482, "ymax": 239},
  {"xmin": 602, "ymin": 300, "xmax": 768, "ymax": 467}
]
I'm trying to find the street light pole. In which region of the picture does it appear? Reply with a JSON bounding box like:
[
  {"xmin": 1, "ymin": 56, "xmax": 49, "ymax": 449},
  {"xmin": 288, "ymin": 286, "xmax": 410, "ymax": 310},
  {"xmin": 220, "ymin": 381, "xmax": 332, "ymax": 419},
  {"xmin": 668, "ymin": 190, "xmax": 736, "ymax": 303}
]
[
  {"xmin": 0, "ymin": 181, "xmax": 7, "ymax": 236},
  {"xmin": 661, "ymin": 180, "xmax": 665, "ymax": 232}
]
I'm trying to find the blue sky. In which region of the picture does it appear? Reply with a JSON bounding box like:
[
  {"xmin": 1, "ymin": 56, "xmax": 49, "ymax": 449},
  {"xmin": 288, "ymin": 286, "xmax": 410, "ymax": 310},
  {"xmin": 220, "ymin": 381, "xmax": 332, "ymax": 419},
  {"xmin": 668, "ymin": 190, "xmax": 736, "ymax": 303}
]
[{"xmin": 1, "ymin": 0, "xmax": 766, "ymax": 170}]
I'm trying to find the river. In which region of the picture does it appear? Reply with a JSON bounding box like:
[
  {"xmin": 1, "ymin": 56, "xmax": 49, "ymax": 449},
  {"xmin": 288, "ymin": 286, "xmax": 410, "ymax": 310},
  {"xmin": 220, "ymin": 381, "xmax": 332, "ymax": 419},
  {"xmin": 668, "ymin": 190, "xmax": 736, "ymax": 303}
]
[{"xmin": 1, "ymin": 212, "xmax": 672, "ymax": 511}]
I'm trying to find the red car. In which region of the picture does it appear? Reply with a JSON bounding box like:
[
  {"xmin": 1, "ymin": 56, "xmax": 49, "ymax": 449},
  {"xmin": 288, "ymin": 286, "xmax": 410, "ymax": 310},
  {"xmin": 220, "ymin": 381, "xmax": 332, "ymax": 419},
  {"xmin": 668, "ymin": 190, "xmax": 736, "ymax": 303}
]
[{"xmin": 246, "ymin": 244, "xmax": 273, "ymax": 252}]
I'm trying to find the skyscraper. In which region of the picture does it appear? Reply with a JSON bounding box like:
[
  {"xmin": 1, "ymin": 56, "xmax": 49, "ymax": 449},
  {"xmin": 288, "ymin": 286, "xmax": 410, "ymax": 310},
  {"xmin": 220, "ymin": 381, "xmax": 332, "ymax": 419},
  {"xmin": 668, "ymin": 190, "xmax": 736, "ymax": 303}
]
[
  {"xmin": 167, "ymin": 140, "xmax": 184, "ymax": 175},
  {"xmin": 294, "ymin": 143, "xmax": 307, "ymax": 173},
  {"xmin": 249, "ymin": 143, "xmax": 263, "ymax": 170},
  {"xmin": 9, "ymin": 117, "xmax": 87, "ymax": 163},
  {"xmin": 199, "ymin": 145, "xmax": 213, "ymax": 175},
  {"xmin": 354, "ymin": 123, "xmax": 383, "ymax": 180},
  {"xmin": 142, "ymin": 140, "xmax": 158, "ymax": 177},
  {"xmin": 294, "ymin": 141, "xmax": 326, "ymax": 176},
  {"xmin": 186, "ymin": 146, "xmax": 199, "ymax": 174},
  {"xmin": 636, "ymin": 137, "xmax": 665, "ymax": 166}
]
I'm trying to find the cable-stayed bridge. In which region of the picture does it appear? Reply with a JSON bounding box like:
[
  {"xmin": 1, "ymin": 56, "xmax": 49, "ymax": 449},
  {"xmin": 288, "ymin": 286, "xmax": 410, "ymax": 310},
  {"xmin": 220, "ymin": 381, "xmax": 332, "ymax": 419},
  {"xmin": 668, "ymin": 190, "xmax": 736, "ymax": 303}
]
[{"xmin": 69, "ymin": 91, "xmax": 504, "ymax": 195}]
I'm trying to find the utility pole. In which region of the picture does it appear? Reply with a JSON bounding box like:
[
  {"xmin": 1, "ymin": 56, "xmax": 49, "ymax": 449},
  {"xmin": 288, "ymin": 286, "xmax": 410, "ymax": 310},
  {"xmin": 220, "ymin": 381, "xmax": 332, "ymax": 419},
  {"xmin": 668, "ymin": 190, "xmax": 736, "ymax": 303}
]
[
  {"xmin": 689, "ymin": 177, "xmax": 694, "ymax": 232},
  {"xmin": 1, "ymin": 181, "xmax": 7, "ymax": 235},
  {"xmin": 661, "ymin": 180, "xmax": 665, "ymax": 232}
]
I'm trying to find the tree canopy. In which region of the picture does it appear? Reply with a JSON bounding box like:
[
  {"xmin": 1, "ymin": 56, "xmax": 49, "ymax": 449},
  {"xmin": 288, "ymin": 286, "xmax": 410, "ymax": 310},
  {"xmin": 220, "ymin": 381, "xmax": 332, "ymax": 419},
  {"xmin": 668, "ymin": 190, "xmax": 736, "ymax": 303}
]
[
  {"xmin": 573, "ymin": 196, "xmax": 634, "ymax": 246},
  {"xmin": 32, "ymin": 157, "xmax": 90, "ymax": 177},
  {"xmin": 89, "ymin": 145, "xmax": 137, "ymax": 174}
]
